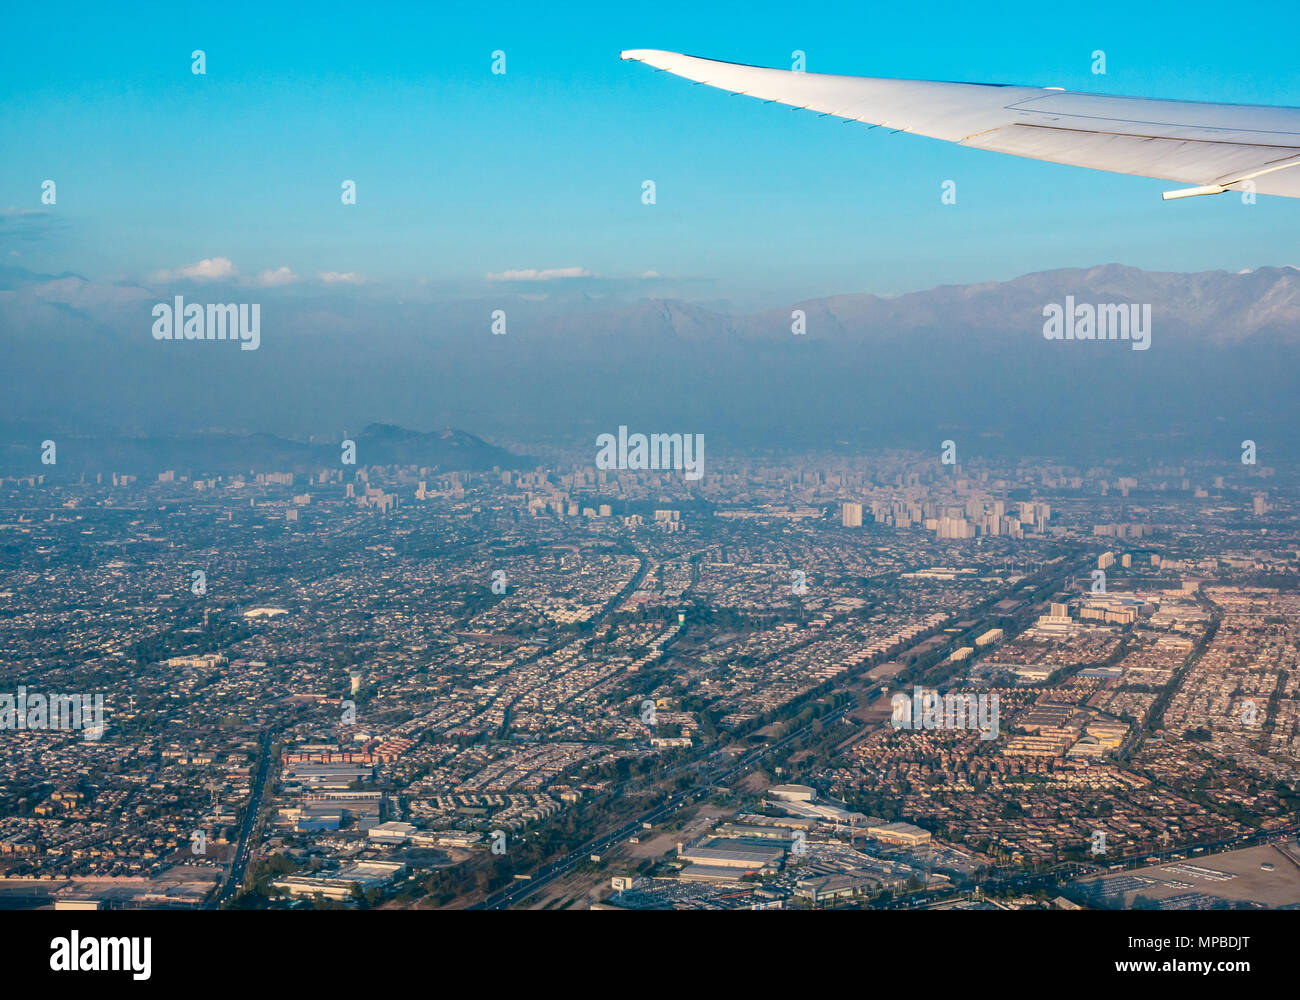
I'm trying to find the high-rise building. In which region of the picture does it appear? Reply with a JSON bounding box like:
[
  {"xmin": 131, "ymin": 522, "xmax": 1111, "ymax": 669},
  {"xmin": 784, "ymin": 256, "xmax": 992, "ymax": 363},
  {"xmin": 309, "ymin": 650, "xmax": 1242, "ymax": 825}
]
[{"xmin": 841, "ymin": 502, "xmax": 863, "ymax": 527}]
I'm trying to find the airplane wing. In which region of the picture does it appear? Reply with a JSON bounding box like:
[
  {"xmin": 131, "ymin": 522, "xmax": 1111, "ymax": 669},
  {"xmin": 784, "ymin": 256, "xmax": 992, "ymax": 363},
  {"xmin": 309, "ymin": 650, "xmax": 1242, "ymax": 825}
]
[{"xmin": 620, "ymin": 49, "xmax": 1300, "ymax": 200}]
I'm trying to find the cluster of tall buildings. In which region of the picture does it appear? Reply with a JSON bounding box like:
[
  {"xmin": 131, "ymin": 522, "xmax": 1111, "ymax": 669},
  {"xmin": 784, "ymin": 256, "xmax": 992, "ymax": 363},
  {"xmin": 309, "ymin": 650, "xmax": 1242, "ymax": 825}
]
[{"xmin": 841, "ymin": 499, "xmax": 1050, "ymax": 539}]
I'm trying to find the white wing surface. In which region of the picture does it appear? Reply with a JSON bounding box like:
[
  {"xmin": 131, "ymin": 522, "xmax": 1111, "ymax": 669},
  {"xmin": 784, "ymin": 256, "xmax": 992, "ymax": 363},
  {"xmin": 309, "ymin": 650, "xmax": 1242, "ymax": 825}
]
[{"xmin": 620, "ymin": 49, "xmax": 1300, "ymax": 199}]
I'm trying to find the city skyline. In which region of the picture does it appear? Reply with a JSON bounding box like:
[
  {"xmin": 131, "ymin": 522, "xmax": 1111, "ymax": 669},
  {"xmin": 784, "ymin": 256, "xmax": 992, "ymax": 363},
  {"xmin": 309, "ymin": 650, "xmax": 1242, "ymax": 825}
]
[{"xmin": 3, "ymin": 441, "xmax": 1298, "ymax": 919}]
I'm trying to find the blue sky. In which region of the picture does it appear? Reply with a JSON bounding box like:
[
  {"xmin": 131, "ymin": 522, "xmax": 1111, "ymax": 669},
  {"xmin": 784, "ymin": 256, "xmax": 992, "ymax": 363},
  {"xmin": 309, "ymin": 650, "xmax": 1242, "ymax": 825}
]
[{"xmin": 3, "ymin": 0, "xmax": 1299, "ymax": 307}]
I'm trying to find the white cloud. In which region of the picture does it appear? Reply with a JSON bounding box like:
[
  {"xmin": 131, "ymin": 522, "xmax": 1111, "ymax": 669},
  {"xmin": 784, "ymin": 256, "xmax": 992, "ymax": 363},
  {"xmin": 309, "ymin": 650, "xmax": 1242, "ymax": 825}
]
[
  {"xmin": 151, "ymin": 256, "xmax": 238, "ymax": 282},
  {"xmin": 486, "ymin": 266, "xmax": 592, "ymax": 282},
  {"xmin": 252, "ymin": 266, "xmax": 299, "ymax": 287},
  {"xmin": 319, "ymin": 271, "xmax": 365, "ymax": 284},
  {"xmin": 33, "ymin": 276, "xmax": 152, "ymax": 308}
]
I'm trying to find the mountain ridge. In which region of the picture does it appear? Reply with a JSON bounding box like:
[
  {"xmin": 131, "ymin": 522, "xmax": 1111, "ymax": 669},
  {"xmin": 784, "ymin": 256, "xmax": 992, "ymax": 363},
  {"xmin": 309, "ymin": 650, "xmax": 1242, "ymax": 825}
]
[
  {"xmin": 6, "ymin": 263, "xmax": 1300, "ymax": 456},
  {"xmin": 0, "ymin": 423, "xmax": 533, "ymax": 477}
]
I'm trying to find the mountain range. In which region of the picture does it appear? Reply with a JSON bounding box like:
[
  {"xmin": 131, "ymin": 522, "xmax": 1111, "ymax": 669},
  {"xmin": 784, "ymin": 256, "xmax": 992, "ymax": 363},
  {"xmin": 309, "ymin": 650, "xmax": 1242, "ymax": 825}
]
[
  {"xmin": 0, "ymin": 423, "xmax": 531, "ymax": 478},
  {"xmin": 5, "ymin": 263, "xmax": 1299, "ymax": 462}
]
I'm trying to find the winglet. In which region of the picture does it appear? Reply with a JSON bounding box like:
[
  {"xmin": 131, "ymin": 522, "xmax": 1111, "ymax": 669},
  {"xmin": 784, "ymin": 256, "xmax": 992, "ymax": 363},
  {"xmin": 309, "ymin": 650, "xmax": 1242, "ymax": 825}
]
[{"xmin": 1161, "ymin": 184, "xmax": 1228, "ymax": 201}]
